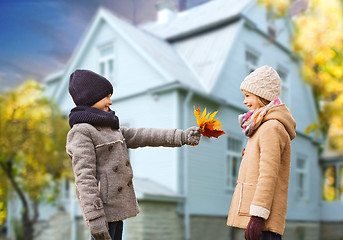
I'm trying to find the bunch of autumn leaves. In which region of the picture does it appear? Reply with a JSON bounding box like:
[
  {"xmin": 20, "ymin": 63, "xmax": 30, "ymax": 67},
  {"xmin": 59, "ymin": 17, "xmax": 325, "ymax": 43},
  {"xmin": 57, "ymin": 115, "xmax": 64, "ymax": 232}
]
[{"xmin": 193, "ymin": 106, "xmax": 226, "ymax": 139}]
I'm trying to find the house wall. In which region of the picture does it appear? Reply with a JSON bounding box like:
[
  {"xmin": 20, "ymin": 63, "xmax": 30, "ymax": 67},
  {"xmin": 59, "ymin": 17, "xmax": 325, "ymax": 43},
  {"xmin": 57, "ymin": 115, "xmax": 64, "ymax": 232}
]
[
  {"xmin": 114, "ymin": 90, "xmax": 181, "ymax": 193},
  {"xmin": 287, "ymin": 135, "xmax": 321, "ymax": 221},
  {"xmin": 182, "ymin": 95, "xmax": 245, "ymax": 216},
  {"xmin": 56, "ymin": 19, "xmax": 170, "ymax": 114},
  {"xmin": 40, "ymin": 2, "xmax": 324, "ymax": 240}
]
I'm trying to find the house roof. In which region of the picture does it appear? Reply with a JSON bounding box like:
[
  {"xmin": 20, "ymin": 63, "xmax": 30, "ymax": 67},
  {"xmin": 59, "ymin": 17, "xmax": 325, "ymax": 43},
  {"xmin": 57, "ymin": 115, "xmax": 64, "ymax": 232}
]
[
  {"xmin": 134, "ymin": 177, "xmax": 184, "ymax": 202},
  {"xmin": 48, "ymin": 0, "xmax": 258, "ymax": 102},
  {"xmin": 101, "ymin": 8, "xmax": 204, "ymax": 93},
  {"xmin": 50, "ymin": 7, "xmax": 207, "ymax": 102},
  {"xmin": 142, "ymin": 0, "xmax": 252, "ymax": 40},
  {"xmin": 174, "ymin": 20, "xmax": 242, "ymax": 92}
]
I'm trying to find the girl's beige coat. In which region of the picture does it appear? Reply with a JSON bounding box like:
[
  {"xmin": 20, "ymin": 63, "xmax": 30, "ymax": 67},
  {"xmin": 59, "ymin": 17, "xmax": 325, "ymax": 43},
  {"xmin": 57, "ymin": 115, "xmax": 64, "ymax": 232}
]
[
  {"xmin": 227, "ymin": 105, "xmax": 296, "ymax": 235},
  {"xmin": 66, "ymin": 124, "xmax": 183, "ymax": 223}
]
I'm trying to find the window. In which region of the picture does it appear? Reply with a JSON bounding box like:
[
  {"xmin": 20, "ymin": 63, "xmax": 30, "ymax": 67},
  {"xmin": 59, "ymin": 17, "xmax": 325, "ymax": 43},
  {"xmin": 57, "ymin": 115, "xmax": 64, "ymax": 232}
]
[
  {"xmin": 267, "ymin": 25, "xmax": 277, "ymax": 40},
  {"xmin": 98, "ymin": 44, "xmax": 114, "ymax": 82},
  {"xmin": 277, "ymin": 67, "xmax": 289, "ymax": 104},
  {"xmin": 295, "ymin": 156, "xmax": 307, "ymax": 200},
  {"xmin": 245, "ymin": 50, "xmax": 259, "ymax": 74},
  {"xmin": 226, "ymin": 136, "xmax": 243, "ymax": 190},
  {"xmin": 323, "ymin": 165, "xmax": 336, "ymax": 201},
  {"xmin": 322, "ymin": 164, "xmax": 343, "ymax": 202}
]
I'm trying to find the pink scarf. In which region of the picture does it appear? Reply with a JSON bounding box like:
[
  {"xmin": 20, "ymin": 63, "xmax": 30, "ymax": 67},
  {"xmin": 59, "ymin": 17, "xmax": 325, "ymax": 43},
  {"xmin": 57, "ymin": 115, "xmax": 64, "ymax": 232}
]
[{"xmin": 239, "ymin": 99, "xmax": 281, "ymax": 137}]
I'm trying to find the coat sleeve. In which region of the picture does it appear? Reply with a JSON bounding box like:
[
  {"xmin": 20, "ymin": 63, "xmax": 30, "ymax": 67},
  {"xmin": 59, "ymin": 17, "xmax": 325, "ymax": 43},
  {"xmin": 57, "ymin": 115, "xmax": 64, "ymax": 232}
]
[
  {"xmin": 250, "ymin": 121, "xmax": 288, "ymax": 219},
  {"xmin": 66, "ymin": 125, "xmax": 106, "ymax": 221},
  {"xmin": 120, "ymin": 127, "xmax": 183, "ymax": 149}
]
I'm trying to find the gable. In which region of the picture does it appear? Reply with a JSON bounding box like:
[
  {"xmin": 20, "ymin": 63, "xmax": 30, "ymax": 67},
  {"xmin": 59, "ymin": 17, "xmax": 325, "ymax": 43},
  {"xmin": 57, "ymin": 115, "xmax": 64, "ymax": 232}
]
[
  {"xmin": 173, "ymin": 20, "xmax": 242, "ymax": 92},
  {"xmin": 50, "ymin": 8, "xmax": 203, "ymax": 112}
]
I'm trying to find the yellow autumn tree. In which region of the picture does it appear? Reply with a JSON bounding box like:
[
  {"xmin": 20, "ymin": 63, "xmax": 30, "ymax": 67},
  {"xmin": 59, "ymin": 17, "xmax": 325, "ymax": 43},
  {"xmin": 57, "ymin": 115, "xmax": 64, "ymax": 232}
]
[
  {"xmin": 259, "ymin": 0, "xmax": 343, "ymax": 150},
  {"xmin": 0, "ymin": 81, "xmax": 72, "ymax": 240}
]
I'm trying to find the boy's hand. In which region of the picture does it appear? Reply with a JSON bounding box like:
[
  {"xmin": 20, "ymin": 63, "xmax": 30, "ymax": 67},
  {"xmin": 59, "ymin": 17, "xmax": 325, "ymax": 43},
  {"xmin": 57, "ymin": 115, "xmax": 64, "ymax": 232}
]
[
  {"xmin": 89, "ymin": 216, "xmax": 111, "ymax": 240},
  {"xmin": 182, "ymin": 126, "xmax": 201, "ymax": 145}
]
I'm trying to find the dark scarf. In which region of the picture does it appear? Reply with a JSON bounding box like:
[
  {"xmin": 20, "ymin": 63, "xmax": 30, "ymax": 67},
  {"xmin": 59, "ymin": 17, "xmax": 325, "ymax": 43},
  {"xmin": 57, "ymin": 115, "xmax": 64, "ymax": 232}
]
[{"xmin": 69, "ymin": 106, "xmax": 120, "ymax": 129}]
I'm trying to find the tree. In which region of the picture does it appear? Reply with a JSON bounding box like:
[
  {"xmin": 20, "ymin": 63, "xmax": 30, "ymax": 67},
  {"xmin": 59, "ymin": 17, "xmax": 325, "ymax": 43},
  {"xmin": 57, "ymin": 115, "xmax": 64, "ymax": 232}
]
[
  {"xmin": 259, "ymin": 0, "xmax": 343, "ymax": 150},
  {"xmin": 0, "ymin": 81, "xmax": 72, "ymax": 240}
]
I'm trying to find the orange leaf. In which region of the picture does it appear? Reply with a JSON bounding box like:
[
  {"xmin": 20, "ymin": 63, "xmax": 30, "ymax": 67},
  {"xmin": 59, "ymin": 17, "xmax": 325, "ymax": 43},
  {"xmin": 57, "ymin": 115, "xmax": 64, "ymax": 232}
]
[{"xmin": 193, "ymin": 106, "xmax": 226, "ymax": 138}]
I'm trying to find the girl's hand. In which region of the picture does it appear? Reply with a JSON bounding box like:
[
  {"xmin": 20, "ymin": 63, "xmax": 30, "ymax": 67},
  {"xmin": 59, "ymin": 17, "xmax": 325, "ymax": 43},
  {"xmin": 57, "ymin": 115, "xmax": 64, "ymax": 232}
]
[{"xmin": 245, "ymin": 216, "xmax": 265, "ymax": 240}]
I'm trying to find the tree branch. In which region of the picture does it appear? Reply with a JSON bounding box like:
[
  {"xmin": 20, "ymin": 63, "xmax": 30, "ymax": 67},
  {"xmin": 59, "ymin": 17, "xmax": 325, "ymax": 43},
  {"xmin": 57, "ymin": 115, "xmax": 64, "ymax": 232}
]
[{"xmin": 0, "ymin": 157, "xmax": 30, "ymax": 215}]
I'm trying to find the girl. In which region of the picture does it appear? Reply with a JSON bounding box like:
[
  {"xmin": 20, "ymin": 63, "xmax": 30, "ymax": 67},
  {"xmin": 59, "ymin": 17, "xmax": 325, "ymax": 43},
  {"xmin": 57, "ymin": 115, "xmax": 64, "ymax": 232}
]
[{"xmin": 227, "ymin": 66, "xmax": 296, "ymax": 240}]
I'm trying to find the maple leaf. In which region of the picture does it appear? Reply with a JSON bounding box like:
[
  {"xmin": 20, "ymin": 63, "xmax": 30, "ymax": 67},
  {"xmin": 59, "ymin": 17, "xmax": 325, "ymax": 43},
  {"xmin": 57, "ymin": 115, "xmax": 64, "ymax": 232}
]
[{"xmin": 194, "ymin": 106, "xmax": 226, "ymax": 138}]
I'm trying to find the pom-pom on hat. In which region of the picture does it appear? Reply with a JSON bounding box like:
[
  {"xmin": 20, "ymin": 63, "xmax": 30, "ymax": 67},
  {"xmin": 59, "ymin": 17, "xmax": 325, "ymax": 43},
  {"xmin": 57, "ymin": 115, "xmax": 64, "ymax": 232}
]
[
  {"xmin": 240, "ymin": 65, "xmax": 281, "ymax": 101},
  {"xmin": 69, "ymin": 69, "xmax": 113, "ymax": 106}
]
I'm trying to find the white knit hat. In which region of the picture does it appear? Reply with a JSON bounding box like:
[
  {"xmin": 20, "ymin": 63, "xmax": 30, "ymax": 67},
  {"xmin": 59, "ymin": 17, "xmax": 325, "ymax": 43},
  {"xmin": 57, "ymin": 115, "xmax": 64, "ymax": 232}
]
[{"xmin": 240, "ymin": 65, "xmax": 281, "ymax": 101}]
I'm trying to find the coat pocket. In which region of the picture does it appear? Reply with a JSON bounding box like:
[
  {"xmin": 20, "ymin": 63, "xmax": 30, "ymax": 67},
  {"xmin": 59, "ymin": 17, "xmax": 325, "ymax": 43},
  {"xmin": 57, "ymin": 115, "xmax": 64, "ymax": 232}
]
[
  {"xmin": 99, "ymin": 172, "xmax": 108, "ymax": 204},
  {"xmin": 238, "ymin": 183, "xmax": 256, "ymax": 216}
]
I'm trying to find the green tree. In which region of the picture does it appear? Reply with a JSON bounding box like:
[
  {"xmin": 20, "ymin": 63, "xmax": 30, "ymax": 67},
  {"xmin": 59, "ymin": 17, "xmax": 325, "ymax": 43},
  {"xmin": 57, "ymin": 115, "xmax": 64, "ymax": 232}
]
[
  {"xmin": 259, "ymin": 0, "xmax": 343, "ymax": 150},
  {"xmin": 0, "ymin": 81, "xmax": 72, "ymax": 240}
]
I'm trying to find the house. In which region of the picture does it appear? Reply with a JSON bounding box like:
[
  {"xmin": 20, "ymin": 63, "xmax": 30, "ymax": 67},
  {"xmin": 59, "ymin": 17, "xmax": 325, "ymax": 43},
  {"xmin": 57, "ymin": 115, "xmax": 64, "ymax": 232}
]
[{"xmin": 9, "ymin": 0, "xmax": 326, "ymax": 239}]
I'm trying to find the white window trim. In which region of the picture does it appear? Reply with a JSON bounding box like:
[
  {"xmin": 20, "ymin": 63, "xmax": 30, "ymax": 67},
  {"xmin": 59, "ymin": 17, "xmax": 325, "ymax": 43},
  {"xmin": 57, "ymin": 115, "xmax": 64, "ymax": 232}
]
[
  {"xmin": 295, "ymin": 155, "xmax": 308, "ymax": 201},
  {"xmin": 245, "ymin": 48, "xmax": 260, "ymax": 74},
  {"xmin": 98, "ymin": 43, "xmax": 115, "ymax": 83},
  {"xmin": 225, "ymin": 135, "xmax": 243, "ymax": 191}
]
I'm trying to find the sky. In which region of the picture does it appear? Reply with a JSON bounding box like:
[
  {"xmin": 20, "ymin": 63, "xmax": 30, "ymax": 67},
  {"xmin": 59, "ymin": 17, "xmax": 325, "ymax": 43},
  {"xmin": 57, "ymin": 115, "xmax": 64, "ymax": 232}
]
[{"xmin": 0, "ymin": 0, "xmax": 164, "ymax": 91}]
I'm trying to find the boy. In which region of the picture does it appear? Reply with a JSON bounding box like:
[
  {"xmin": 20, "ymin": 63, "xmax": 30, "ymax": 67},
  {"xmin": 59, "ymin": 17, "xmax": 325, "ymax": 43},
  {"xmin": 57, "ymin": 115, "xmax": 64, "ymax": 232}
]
[{"xmin": 66, "ymin": 69, "xmax": 201, "ymax": 240}]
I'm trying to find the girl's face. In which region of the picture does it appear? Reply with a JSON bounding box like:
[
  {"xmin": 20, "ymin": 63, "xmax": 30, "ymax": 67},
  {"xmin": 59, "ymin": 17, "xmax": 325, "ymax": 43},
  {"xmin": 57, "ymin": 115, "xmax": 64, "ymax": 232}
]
[
  {"xmin": 242, "ymin": 90, "xmax": 264, "ymax": 111},
  {"xmin": 92, "ymin": 94, "xmax": 112, "ymax": 112}
]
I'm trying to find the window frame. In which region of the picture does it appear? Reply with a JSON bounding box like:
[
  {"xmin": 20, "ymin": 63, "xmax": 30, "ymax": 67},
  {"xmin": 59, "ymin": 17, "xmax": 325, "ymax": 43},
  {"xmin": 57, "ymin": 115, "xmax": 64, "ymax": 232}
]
[
  {"xmin": 321, "ymin": 162, "xmax": 343, "ymax": 202},
  {"xmin": 225, "ymin": 135, "xmax": 244, "ymax": 191},
  {"xmin": 295, "ymin": 155, "xmax": 308, "ymax": 201},
  {"xmin": 245, "ymin": 49, "xmax": 260, "ymax": 74},
  {"xmin": 98, "ymin": 43, "xmax": 115, "ymax": 83}
]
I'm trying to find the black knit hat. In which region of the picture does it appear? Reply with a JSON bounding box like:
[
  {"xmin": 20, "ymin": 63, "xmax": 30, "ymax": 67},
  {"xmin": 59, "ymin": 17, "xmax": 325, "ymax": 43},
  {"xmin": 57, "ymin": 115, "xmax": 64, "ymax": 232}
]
[{"xmin": 68, "ymin": 69, "xmax": 113, "ymax": 106}]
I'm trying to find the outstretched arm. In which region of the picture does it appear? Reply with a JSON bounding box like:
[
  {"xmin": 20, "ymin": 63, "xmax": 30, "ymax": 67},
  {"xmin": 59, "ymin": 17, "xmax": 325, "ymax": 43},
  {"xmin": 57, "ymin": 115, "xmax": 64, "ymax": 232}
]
[{"xmin": 120, "ymin": 126, "xmax": 200, "ymax": 149}]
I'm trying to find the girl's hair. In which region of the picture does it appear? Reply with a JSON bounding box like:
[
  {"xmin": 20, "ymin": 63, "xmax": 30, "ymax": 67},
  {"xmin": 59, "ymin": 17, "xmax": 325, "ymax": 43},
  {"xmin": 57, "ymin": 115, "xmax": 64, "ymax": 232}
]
[{"xmin": 258, "ymin": 97, "xmax": 270, "ymax": 106}]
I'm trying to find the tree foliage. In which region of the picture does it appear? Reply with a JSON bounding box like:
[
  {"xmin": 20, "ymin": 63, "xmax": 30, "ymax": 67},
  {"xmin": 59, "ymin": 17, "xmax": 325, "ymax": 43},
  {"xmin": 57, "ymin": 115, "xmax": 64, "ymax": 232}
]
[
  {"xmin": 0, "ymin": 80, "xmax": 72, "ymax": 239},
  {"xmin": 259, "ymin": 0, "xmax": 343, "ymax": 150}
]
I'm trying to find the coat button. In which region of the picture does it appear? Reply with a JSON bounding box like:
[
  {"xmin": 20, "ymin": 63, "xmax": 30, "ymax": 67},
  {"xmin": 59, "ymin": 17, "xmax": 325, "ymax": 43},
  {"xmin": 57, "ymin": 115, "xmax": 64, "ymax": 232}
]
[
  {"xmin": 113, "ymin": 166, "xmax": 118, "ymax": 172},
  {"xmin": 127, "ymin": 180, "xmax": 132, "ymax": 187},
  {"xmin": 108, "ymin": 145, "xmax": 113, "ymax": 151},
  {"xmin": 125, "ymin": 161, "xmax": 130, "ymax": 167},
  {"xmin": 118, "ymin": 186, "xmax": 123, "ymax": 192}
]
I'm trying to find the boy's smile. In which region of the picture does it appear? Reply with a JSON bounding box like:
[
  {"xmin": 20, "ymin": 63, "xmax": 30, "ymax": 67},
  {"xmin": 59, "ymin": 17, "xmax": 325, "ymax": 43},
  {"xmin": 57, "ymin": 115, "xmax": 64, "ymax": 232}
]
[{"xmin": 92, "ymin": 94, "xmax": 112, "ymax": 112}]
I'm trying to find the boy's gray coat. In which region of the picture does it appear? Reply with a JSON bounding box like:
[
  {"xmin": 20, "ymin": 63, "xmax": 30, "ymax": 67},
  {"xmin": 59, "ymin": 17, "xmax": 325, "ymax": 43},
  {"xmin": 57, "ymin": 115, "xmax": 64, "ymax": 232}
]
[{"xmin": 66, "ymin": 123, "xmax": 183, "ymax": 223}]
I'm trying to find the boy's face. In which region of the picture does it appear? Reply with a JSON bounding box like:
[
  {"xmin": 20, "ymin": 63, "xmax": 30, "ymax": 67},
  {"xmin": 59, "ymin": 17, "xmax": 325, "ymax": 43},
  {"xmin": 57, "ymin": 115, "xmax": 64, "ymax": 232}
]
[
  {"xmin": 242, "ymin": 90, "xmax": 264, "ymax": 111},
  {"xmin": 92, "ymin": 94, "xmax": 112, "ymax": 112}
]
